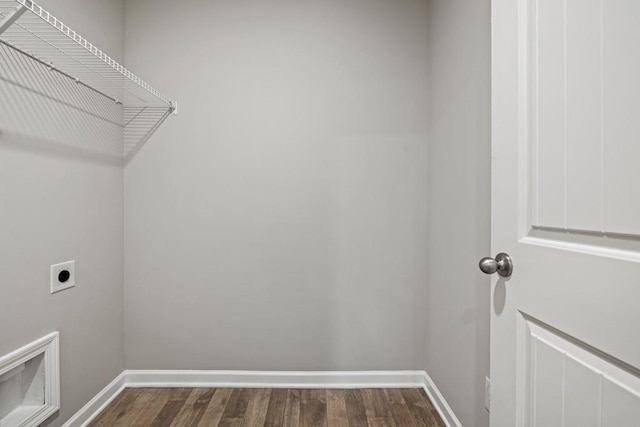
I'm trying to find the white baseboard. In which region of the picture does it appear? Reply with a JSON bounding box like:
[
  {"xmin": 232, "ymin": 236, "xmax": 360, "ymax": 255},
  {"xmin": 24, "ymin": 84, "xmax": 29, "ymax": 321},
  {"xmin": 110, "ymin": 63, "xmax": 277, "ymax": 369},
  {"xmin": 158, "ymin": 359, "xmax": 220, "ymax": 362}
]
[
  {"xmin": 62, "ymin": 372, "xmax": 126, "ymax": 427},
  {"xmin": 63, "ymin": 369, "xmax": 461, "ymax": 427},
  {"xmin": 421, "ymin": 371, "xmax": 463, "ymax": 427},
  {"xmin": 125, "ymin": 369, "xmax": 428, "ymax": 389}
]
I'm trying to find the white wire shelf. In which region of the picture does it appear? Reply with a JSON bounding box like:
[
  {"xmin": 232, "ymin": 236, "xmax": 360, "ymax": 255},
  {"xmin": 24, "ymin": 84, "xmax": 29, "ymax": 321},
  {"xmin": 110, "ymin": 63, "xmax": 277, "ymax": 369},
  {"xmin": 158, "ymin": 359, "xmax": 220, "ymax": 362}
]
[{"xmin": 0, "ymin": 0, "xmax": 176, "ymax": 159}]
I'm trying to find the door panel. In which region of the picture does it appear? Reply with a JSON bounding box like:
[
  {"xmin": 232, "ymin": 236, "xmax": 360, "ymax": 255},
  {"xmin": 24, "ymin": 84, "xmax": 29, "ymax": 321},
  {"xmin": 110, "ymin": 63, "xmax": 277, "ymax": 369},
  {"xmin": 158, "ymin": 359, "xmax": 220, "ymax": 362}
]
[
  {"xmin": 565, "ymin": 0, "xmax": 603, "ymax": 231},
  {"xmin": 530, "ymin": 0, "xmax": 640, "ymax": 238},
  {"xmin": 564, "ymin": 356, "xmax": 601, "ymax": 427},
  {"xmin": 603, "ymin": 0, "xmax": 640, "ymax": 235},
  {"xmin": 534, "ymin": 0, "xmax": 568, "ymax": 230},
  {"xmin": 519, "ymin": 317, "xmax": 640, "ymax": 427}
]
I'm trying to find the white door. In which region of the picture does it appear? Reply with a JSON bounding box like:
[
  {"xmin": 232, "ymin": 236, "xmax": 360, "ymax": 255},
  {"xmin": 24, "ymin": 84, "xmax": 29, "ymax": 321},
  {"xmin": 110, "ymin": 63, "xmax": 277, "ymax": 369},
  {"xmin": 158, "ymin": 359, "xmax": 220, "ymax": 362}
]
[{"xmin": 490, "ymin": 0, "xmax": 640, "ymax": 426}]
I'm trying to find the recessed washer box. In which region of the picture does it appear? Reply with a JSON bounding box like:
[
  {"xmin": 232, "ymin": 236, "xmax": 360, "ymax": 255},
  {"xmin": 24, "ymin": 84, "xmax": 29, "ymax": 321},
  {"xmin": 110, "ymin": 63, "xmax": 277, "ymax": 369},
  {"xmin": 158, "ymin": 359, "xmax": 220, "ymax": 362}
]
[
  {"xmin": 50, "ymin": 260, "xmax": 75, "ymax": 294},
  {"xmin": 0, "ymin": 332, "xmax": 60, "ymax": 427}
]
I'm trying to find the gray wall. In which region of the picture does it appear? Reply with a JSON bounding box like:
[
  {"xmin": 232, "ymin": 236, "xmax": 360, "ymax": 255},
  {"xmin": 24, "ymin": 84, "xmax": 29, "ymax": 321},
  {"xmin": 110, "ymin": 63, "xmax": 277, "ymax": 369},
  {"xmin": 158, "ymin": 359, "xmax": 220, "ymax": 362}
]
[
  {"xmin": 0, "ymin": 0, "xmax": 493, "ymax": 424},
  {"xmin": 123, "ymin": 0, "xmax": 430, "ymax": 370},
  {"xmin": 0, "ymin": 0, "xmax": 125, "ymax": 425},
  {"xmin": 426, "ymin": 1, "xmax": 491, "ymax": 427}
]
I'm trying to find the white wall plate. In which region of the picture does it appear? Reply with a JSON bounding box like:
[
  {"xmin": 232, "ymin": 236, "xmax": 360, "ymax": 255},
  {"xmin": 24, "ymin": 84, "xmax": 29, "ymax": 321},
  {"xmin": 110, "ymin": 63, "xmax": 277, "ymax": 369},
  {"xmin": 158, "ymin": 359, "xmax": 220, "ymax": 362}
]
[{"xmin": 50, "ymin": 260, "xmax": 75, "ymax": 294}]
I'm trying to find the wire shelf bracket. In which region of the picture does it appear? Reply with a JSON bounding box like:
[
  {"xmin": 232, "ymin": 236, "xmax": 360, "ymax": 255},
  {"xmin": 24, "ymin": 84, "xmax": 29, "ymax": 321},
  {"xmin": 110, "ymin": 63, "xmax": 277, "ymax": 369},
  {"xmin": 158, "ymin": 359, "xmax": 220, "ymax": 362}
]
[{"xmin": 0, "ymin": 0, "xmax": 177, "ymax": 159}]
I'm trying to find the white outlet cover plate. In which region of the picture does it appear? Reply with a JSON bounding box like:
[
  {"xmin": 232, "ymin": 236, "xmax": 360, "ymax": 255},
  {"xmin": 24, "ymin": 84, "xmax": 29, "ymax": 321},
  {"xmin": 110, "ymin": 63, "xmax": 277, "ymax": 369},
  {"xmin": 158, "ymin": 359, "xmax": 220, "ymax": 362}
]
[{"xmin": 50, "ymin": 260, "xmax": 75, "ymax": 294}]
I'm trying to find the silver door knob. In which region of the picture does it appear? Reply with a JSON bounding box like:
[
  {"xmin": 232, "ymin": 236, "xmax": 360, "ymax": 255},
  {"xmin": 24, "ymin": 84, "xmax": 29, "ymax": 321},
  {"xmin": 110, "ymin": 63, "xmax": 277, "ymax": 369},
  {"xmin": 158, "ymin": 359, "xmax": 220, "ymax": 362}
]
[{"xmin": 479, "ymin": 253, "xmax": 513, "ymax": 278}]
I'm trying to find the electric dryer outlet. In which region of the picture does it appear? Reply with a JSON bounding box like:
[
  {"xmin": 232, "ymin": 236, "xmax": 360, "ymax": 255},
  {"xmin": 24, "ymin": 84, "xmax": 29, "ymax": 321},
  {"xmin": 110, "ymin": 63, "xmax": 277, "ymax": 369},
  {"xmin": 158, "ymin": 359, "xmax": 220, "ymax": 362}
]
[{"xmin": 50, "ymin": 260, "xmax": 75, "ymax": 294}]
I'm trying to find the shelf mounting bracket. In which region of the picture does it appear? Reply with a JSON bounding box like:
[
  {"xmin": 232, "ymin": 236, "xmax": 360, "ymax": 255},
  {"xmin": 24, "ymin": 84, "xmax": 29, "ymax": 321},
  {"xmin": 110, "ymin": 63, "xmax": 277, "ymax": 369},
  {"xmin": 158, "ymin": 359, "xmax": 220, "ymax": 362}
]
[{"xmin": 0, "ymin": 5, "xmax": 27, "ymax": 36}]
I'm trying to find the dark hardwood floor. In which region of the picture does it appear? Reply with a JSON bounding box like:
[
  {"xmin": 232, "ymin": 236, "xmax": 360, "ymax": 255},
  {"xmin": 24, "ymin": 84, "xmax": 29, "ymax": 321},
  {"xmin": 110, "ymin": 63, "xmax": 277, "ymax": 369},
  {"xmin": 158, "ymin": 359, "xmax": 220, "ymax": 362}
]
[{"xmin": 88, "ymin": 387, "xmax": 446, "ymax": 426}]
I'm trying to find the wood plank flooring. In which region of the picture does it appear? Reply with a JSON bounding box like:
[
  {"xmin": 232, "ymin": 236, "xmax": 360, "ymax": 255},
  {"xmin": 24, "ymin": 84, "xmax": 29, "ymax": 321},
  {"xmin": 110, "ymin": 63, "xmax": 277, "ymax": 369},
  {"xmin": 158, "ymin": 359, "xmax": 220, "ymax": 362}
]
[{"xmin": 89, "ymin": 388, "xmax": 445, "ymax": 427}]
